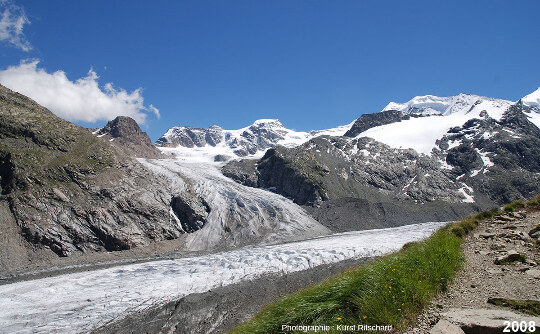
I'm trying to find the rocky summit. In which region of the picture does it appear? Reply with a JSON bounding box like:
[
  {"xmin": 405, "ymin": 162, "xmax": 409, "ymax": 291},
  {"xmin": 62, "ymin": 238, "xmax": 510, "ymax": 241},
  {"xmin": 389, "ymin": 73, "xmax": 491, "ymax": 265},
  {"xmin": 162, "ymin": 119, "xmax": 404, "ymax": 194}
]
[{"xmin": 94, "ymin": 116, "xmax": 162, "ymax": 158}]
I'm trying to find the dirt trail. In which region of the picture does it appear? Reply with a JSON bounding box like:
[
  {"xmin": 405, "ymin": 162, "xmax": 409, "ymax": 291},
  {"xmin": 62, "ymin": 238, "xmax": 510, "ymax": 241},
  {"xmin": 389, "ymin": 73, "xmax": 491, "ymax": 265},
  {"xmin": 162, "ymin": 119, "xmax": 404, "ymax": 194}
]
[{"xmin": 407, "ymin": 208, "xmax": 540, "ymax": 333}]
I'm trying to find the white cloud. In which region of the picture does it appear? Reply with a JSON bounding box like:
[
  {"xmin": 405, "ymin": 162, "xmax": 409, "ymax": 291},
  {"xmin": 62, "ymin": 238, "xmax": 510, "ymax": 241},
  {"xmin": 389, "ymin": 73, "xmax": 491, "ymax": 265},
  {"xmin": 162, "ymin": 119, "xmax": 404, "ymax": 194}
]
[
  {"xmin": 0, "ymin": 60, "xmax": 159, "ymax": 124},
  {"xmin": 0, "ymin": 0, "xmax": 31, "ymax": 51}
]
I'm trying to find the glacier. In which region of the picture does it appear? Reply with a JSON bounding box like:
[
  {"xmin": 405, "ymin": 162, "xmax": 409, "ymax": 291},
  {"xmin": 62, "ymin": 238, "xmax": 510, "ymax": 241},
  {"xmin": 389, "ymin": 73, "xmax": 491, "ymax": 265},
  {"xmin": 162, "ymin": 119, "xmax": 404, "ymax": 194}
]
[{"xmin": 0, "ymin": 221, "xmax": 445, "ymax": 333}]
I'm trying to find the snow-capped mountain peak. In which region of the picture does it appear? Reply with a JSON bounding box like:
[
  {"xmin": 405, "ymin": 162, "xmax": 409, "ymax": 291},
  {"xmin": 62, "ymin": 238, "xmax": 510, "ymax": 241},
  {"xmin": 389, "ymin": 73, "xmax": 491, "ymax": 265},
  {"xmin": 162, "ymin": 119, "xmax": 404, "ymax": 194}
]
[
  {"xmin": 382, "ymin": 93, "xmax": 512, "ymax": 117},
  {"xmin": 250, "ymin": 118, "xmax": 284, "ymax": 127},
  {"xmin": 522, "ymin": 87, "xmax": 540, "ymax": 109},
  {"xmin": 157, "ymin": 118, "xmax": 354, "ymax": 162}
]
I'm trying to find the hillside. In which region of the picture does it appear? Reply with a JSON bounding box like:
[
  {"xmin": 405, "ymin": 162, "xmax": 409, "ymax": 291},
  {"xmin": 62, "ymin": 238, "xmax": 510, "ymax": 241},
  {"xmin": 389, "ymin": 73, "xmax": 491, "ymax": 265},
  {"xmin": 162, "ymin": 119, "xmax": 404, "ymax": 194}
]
[{"xmin": 0, "ymin": 84, "xmax": 185, "ymax": 272}]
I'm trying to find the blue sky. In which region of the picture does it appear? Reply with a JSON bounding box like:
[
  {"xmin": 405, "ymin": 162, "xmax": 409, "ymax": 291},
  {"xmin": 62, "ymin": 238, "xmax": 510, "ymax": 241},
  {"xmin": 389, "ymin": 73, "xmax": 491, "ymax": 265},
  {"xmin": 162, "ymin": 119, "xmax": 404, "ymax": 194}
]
[{"xmin": 0, "ymin": 0, "xmax": 539, "ymax": 140}]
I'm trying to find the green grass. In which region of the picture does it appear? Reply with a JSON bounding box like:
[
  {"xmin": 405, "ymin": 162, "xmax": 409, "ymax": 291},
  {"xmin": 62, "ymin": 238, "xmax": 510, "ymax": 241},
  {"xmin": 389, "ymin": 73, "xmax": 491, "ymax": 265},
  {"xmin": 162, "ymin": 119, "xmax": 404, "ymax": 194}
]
[
  {"xmin": 495, "ymin": 253, "xmax": 527, "ymax": 265},
  {"xmin": 445, "ymin": 208, "xmax": 501, "ymax": 238},
  {"xmin": 487, "ymin": 298, "xmax": 540, "ymax": 316},
  {"xmin": 526, "ymin": 195, "xmax": 540, "ymax": 207},
  {"xmin": 231, "ymin": 226, "xmax": 468, "ymax": 333},
  {"xmin": 503, "ymin": 200, "xmax": 526, "ymax": 212}
]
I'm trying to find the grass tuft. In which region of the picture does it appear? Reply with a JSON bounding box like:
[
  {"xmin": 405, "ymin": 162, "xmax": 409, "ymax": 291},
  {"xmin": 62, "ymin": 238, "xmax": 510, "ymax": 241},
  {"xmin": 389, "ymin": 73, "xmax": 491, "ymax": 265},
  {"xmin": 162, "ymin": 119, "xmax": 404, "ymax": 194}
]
[
  {"xmin": 495, "ymin": 253, "xmax": 527, "ymax": 265},
  {"xmin": 503, "ymin": 200, "xmax": 526, "ymax": 213},
  {"xmin": 526, "ymin": 194, "xmax": 540, "ymax": 207},
  {"xmin": 487, "ymin": 298, "xmax": 540, "ymax": 316}
]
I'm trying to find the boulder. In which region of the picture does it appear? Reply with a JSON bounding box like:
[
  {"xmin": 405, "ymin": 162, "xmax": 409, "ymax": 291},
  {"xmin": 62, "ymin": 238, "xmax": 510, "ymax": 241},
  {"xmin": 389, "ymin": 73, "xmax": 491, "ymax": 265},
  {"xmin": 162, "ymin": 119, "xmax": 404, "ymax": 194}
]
[
  {"xmin": 442, "ymin": 308, "xmax": 540, "ymax": 333},
  {"xmin": 529, "ymin": 225, "xmax": 540, "ymax": 238},
  {"xmin": 494, "ymin": 251, "xmax": 525, "ymax": 265},
  {"xmin": 52, "ymin": 188, "xmax": 70, "ymax": 202},
  {"xmin": 525, "ymin": 269, "xmax": 540, "ymax": 279},
  {"xmin": 430, "ymin": 319, "xmax": 465, "ymax": 334}
]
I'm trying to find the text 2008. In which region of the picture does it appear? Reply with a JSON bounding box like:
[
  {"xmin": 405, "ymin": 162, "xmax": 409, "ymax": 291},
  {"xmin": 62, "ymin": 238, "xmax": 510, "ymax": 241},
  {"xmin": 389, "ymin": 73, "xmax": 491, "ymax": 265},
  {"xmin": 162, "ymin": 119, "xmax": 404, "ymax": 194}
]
[{"xmin": 503, "ymin": 321, "xmax": 536, "ymax": 332}]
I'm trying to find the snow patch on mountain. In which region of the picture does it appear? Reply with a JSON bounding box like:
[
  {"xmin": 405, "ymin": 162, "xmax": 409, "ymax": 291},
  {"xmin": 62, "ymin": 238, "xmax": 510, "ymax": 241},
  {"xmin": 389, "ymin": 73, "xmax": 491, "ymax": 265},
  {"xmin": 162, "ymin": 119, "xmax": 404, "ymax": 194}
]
[
  {"xmin": 522, "ymin": 89, "xmax": 540, "ymax": 127},
  {"xmin": 309, "ymin": 120, "xmax": 356, "ymax": 137},
  {"xmin": 382, "ymin": 93, "xmax": 511, "ymax": 117},
  {"xmin": 458, "ymin": 184, "xmax": 475, "ymax": 203},
  {"xmin": 522, "ymin": 87, "xmax": 540, "ymax": 109},
  {"xmin": 360, "ymin": 94, "xmax": 514, "ymax": 154}
]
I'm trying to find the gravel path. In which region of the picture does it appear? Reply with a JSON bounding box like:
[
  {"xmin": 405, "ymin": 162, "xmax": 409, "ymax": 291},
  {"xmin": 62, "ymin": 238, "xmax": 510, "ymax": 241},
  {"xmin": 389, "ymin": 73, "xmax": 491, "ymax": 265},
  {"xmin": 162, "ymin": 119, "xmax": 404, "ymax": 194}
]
[{"xmin": 406, "ymin": 208, "xmax": 540, "ymax": 333}]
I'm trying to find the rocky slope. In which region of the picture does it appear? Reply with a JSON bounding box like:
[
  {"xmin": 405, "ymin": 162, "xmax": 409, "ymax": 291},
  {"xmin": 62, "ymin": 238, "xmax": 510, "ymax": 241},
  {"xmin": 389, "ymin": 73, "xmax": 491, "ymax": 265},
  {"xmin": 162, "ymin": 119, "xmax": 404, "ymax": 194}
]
[
  {"xmin": 433, "ymin": 102, "xmax": 540, "ymax": 204},
  {"xmin": 223, "ymin": 136, "xmax": 483, "ymax": 230},
  {"xmin": 0, "ymin": 85, "xmax": 192, "ymax": 272}
]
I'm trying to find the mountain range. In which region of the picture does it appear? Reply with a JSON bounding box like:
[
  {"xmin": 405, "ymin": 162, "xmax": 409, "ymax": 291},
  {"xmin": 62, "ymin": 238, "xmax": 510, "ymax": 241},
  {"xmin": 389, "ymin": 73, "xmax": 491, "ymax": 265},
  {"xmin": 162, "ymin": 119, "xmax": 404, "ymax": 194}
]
[{"xmin": 1, "ymin": 83, "xmax": 539, "ymax": 273}]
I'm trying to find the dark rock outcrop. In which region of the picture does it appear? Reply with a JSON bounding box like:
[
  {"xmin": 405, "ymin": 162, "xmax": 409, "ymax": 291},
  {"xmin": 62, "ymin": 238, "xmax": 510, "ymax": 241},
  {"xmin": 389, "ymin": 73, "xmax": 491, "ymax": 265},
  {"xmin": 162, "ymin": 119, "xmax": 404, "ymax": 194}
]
[
  {"xmin": 170, "ymin": 194, "xmax": 210, "ymax": 233},
  {"xmin": 221, "ymin": 159, "xmax": 259, "ymax": 187},
  {"xmin": 95, "ymin": 116, "xmax": 162, "ymax": 158},
  {"xmin": 344, "ymin": 110, "xmax": 409, "ymax": 137},
  {"xmin": 435, "ymin": 103, "xmax": 540, "ymax": 204}
]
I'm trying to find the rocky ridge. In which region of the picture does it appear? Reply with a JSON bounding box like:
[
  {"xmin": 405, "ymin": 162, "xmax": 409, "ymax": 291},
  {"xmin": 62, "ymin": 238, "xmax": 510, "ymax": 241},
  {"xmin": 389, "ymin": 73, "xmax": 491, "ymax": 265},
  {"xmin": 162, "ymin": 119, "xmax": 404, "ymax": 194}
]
[
  {"xmin": 344, "ymin": 109, "xmax": 424, "ymax": 137},
  {"xmin": 94, "ymin": 116, "xmax": 162, "ymax": 158},
  {"xmin": 156, "ymin": 119, "xmax": 299, "ymax": 156},
  {"xmin": 156, "ymin": 118, "xmax": 353, "ymax": 159}
]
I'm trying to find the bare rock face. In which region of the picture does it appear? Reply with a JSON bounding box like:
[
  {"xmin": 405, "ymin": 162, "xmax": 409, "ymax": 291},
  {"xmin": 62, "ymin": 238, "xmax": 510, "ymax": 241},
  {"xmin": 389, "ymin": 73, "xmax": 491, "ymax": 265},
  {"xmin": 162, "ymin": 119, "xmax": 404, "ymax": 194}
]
[
  {"xmin": 95, "ymin": 116, "xmax": 162, "ymax": 158},
  {"xmin": 221, "ymin": 159, "xmax": 259, "ymax": 188},
  {"xmin": 344, "ymin": 110, "xmax": 411, "ymax": 137},
  {"xmin": 170, "ymin": 194, "xmax": 210, "ymax": 233}
]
